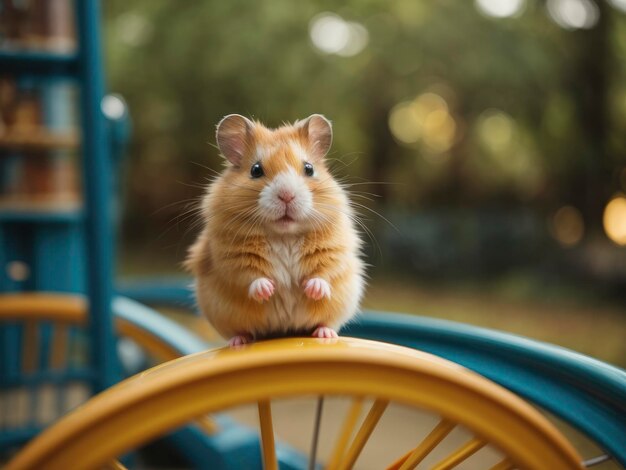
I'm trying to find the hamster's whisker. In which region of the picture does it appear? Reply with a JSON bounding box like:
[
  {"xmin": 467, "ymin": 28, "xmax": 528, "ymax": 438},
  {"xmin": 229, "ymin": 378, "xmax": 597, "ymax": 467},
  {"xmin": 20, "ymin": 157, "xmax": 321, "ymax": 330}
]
[
  {"xmin": 348, "ymin": 190, "xmax": 382, "ymax": 199},
  {"xmin": 226, "ymin": 207, "xmax": 264, "ymax": 251},
  {"xmin": 348, "ymin": 201, "xmax": 400, "ymax": 234},
  {"xmin": 326, "ymin": 151, "xmax": 362, "ymax": 169},
  {"xmin": 223, "ymin": 207, "xmax": 259, "ymax": 234},
  {"xmin": 154, "ymin": 196, "xmax": 202, "ymax": 216},
  {"xmin": 339, "ymin": 181, "xmax": 399, "ymax": 188},
  {"xmin": 222, "ymin": 182, "xmax": 262, "ymax": 193},
  {"xmin": 177, "ymin": 180, "xmax": 210, "ymax": 191},
  {"xmin": 313, "ymin": 203, "xmax": 381, "ymax": 257},
  {"xmin": 157, "ymin": 202, "xmax": 205, "ymax": 240},
  {"xmin": 347, "ymin": 193, "xmax": 377, "ymax": 203},
  {"xmin": 190, "ymin": 160, "xmax": 222, "ymax": 176},
  {"xmin": 242, "ymin": 211, "xmax": 265, "ymax": 248}
]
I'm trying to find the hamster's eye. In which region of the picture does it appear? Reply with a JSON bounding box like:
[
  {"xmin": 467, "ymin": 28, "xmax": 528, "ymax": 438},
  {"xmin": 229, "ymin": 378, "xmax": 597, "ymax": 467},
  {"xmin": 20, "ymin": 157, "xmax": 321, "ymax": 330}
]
[
  {"xmin": 304, "ymin": 162, "xmax": 314, "ymax": 177},
  {"xmin": 250, "ymin": 162, "xmax": 264, "ymax": 178}
]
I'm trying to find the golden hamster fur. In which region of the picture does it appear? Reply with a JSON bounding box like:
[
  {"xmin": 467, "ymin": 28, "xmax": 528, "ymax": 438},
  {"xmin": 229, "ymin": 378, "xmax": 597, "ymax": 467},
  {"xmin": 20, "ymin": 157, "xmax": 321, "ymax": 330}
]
[{"xmin": 185, "ymin": 114, "xmax": 365, "ymax": 346}]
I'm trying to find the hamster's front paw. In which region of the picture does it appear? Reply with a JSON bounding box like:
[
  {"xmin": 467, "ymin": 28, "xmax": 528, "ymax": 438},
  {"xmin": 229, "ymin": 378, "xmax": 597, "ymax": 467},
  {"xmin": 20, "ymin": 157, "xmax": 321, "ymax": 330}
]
[
  {"xmin": 249, "ymin": 277, "xmax": 275, "ymax": 302},
  {"xmin": 303, "ymin": 278, "xmax": 331, "ymax": 300}
]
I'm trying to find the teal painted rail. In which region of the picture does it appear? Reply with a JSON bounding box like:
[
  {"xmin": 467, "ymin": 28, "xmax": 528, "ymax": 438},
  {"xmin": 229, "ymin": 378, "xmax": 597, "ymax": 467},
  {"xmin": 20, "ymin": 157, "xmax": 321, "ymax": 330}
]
[{"xmin": 344, "ymin": 311, "xmax": 626, "ymax": 466}]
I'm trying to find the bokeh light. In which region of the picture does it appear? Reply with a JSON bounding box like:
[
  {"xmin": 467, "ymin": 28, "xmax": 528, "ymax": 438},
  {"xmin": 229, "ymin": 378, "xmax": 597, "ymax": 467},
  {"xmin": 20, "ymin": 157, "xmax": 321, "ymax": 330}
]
[
  {"xmin": 388, "ymin": 101, "xmax": 421, "ymax": 144},
  {"xmin": 309, "ymin": 13, "xmax": 368, "ymax": 57},
  {"xmin": 116, "ymin": 12, "xmax": 153, "ymax": 47},
  {"xmin": 550, "ymin": 206, "xmax": 584, "ymax": 247},
  {"xmin": 337, "ymin": 23, "xmax": 369, "ymax": 57},
  {"xmin": 6, "ymin": 261, "xmax": 30, "ymax": 282},
  {"xmin": 603, "ymin": 195, "xmax": 626, "ymax": 246},
  {"xmin": 388, "ymin": 93, "xmax": 456, "ymax": 153},
  {"xmin": 477, "ymin": 110, "xmax": 515, "ymax": 152},
  {"xmin": 546, "ymin": 0, "xmax": 599, "ymax": 30},
  {"xmin": 101, "ymin": 94, "xmax": 127, "ymax": 120},
  {"xmin": 475, "ymin": 0, "xmax": 526, "ymax": 18},
  {"xmin": 608, "ymin": 0, "xmax": 626, "ymax": 13}
]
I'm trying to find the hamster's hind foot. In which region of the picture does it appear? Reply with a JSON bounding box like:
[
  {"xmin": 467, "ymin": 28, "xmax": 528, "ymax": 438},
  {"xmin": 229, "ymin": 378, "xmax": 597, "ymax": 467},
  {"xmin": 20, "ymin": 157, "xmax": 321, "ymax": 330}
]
[
  {"xmin": 228, "ymin": 333, "xmax": 253, "ymax": 348},
  {"xmin": 311, "ymin": 326, "xmax": 338, "ymax": 339}
]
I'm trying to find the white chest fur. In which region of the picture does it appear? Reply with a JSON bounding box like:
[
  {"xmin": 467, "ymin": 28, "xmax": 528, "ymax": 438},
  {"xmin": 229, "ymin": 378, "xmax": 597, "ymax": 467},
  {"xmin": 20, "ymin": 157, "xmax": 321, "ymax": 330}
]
[
  {"xmin": 269, "ymin": 237, "xmax": 303, "ymax": 287},
  {"xmin": 266, "ymin": 237, "xmax": 308, "ymax": 331}
]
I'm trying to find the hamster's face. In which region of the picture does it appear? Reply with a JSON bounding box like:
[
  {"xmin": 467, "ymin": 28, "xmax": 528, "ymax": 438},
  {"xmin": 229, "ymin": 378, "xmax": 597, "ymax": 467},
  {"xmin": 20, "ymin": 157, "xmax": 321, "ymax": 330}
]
[{"xmin": 216, "ymin": 116, "xmax": 340, "ymax": 236}]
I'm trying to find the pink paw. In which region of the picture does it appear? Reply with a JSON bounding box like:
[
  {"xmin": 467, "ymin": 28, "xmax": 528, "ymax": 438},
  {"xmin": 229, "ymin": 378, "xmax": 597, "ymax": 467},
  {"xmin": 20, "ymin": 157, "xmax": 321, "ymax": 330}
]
[
  {"xmin": 303, "ymin": 278, "xmax": 331, "ymax": 300},
  {"xmin": 249, "ymin": 277, "xmax": 275, "ymax": 302},
  {"xmin": 312, "ymin": 326, "xmax": 338, "ymax": 339},
  {"xmin": 228, "ymin": 334, "xmax": 253, "ymax": 348}
]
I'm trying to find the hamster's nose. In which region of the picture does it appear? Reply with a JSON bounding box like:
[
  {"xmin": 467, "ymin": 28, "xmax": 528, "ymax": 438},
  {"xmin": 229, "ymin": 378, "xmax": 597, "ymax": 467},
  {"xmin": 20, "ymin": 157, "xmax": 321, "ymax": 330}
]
[{"xmin": 278, "ymin": 190, "xmax": 295, "ymax": 203}]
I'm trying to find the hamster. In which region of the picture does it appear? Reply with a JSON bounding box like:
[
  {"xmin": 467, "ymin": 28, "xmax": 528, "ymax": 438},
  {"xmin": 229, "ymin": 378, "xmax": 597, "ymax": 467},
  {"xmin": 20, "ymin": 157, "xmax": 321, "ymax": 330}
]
[{"xmin": 185, "ymin": 114, "xmax": 365, "ymax": 346}]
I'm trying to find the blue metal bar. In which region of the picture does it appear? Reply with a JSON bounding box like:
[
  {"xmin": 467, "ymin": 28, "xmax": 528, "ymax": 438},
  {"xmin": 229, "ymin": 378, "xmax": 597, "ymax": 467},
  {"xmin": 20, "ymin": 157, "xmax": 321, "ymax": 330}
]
[
  {"xmin": 0, "ymin": 427, "xmax": 43, "ymax": 449},
  {"xmin": 0, "ymin": 50, "xmax": 78, "ymax": 77},
  {"xmin": 0, "ymin": 210, "xmax": 83, "ymax": 223},
  {"xmin": 75, "ymin": 0, "xmax": 117, "ymax": 393},
  {"xmin": 116, "ymin": 278, "xmax": 196, "ymax": 310},
  {"xmin": 343, "ymin": 312, "xmax": 626, "ymax": 466},
  {"xmin": 112, "ymin": 296, "xmax": 208, "ymax": 355},
  {"xmin": 1, "ymin": 370, "xmax": 95, "ymax": 388}
]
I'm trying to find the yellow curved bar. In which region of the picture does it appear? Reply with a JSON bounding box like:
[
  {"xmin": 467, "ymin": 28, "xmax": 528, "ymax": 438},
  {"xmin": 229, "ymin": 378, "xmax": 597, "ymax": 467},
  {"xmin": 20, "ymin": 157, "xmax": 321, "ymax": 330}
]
[
  {"xmin": 0, "ymin": 293, "xmax": 86, "ymax": 323},
  {"xmin": 8, "ymin": 337, "xmax": 584, "ymax": 470},
  {"xmin": 0, "ymin": 293, "xmax": 181, "ymax": 362}
]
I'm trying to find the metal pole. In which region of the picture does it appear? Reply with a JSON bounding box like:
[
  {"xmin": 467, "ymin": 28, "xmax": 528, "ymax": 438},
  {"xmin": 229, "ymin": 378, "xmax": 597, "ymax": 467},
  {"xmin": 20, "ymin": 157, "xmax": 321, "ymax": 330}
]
[
  {"xmin": 309, "ymin": 397, "xmax": 324, "ymax": 470},
  {"xmin": 75, "ymin": 0, "xmax": 117, "ymax": 392}
]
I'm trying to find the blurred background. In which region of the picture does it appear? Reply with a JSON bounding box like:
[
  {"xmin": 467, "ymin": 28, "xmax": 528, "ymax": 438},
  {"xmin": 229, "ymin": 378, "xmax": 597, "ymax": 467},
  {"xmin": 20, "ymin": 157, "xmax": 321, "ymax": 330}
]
[{"xmin": 2, "ymin": 0, "xmax": 625, "ymax": 366}]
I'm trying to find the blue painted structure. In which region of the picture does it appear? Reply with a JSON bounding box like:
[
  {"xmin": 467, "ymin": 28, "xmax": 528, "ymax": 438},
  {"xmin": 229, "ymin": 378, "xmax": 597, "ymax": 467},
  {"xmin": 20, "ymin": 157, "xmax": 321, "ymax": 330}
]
[
  {"xmin": 0, "ymin": 0, "xmax": 120, "ymax": 458},
  {"xmin": 0, "ymin": 1, "xmax": 116, "ymax": 391},
  {"xmin": 75, "ymin": 0, "xmax": 117, "ymax": 392},
  {"xmin": 1, "ymin": 1, "xmax": 624, "ymax": 468}
]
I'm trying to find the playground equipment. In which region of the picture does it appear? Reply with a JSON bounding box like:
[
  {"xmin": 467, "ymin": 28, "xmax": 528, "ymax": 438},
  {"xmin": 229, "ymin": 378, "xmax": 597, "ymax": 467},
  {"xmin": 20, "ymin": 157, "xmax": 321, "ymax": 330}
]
[
  {"xmin": 4, "ymin": 302, "xmax": 625, "ymax": 469},
  {"xmin": 7, "ymin": 337, "xmax": 585, "ymax": 470},
  {"xmin": 1, "ymin": 1, "xmax": 625, "ymax": 469}
]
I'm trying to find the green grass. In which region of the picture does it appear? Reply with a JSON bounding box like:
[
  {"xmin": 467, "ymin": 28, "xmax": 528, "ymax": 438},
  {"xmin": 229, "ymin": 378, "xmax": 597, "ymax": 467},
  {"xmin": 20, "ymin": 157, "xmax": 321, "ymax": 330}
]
[{"xmin": 363, "ymin": 275, "xmax": 626, "ymax": 368}]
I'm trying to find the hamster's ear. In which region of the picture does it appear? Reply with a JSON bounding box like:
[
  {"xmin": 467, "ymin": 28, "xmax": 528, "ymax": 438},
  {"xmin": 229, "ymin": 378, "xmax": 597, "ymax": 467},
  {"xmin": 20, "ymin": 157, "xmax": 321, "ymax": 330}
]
[
  {"xmin": 300, "ymin": 114, "xmax": 332, "ymax": 160},
  {"xmin": 216, "ymin": 114, "xmax": 254, "ymax": 167}
]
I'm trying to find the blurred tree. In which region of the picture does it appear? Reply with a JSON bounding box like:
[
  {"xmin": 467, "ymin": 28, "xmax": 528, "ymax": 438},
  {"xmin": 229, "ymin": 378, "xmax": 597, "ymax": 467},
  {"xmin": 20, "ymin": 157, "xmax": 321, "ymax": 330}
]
[{"xmin": 102, "ymin": 0, "xmax": 626, "ymax": 255}]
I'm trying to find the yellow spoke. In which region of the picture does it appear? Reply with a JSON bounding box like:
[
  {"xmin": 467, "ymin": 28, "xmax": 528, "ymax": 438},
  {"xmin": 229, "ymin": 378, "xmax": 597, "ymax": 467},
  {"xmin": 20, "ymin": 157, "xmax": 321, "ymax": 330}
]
[
  {"xmin": 50, "ymin": 325, "xmax": 69, "ymax": 370},
  {"xmin": 326, "ymin": 398, "xmax": 364, "ymax": 469},
  {"xmin": 386, "ymin": 419, "xmax": 455, "ymax": 470},
  {"xmin": 22, "ymin": 322, "xmax": 39, "ymax": 373},
  {"xmin": 337, "ymin": 399, "xmax": 389, "ymax": 470},
  {"xmin": 431, "ymin": 437, "xmax": 486, "ymax": 470},
  {"xmin": 258, "ymin": 400, "xmax": 278, "ymax": 470}
]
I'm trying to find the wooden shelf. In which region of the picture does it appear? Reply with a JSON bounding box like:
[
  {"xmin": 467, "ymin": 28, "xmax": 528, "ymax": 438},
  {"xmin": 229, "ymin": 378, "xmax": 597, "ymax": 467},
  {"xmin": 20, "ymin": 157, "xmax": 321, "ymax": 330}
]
[
  {"xmin": 0, "ymin": 197, "xmax": 83, "ymax": 223},
  {"xmin": 0, "ymin": 129, "xmax": 79, "ymax": 150}
]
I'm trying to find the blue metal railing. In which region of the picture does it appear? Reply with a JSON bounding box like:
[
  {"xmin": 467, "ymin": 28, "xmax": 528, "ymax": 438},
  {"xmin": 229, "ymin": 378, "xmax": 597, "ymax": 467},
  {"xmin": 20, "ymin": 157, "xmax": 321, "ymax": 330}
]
[{"xmin": 75, "ymin": 0, "xmax": 118, "ymax": 392}]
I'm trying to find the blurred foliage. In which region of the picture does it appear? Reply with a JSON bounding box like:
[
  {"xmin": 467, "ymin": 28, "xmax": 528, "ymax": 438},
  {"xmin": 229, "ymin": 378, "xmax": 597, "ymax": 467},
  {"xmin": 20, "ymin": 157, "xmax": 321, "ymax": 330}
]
[{"xmin": 103, "ymin": 0, "xmax": 626, "ymax": 281}]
